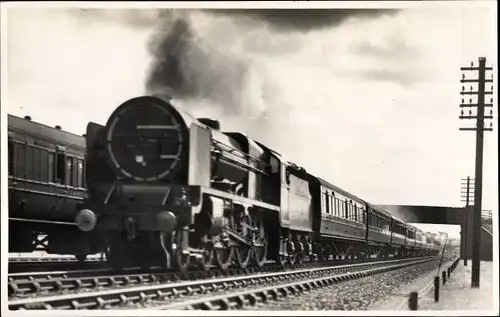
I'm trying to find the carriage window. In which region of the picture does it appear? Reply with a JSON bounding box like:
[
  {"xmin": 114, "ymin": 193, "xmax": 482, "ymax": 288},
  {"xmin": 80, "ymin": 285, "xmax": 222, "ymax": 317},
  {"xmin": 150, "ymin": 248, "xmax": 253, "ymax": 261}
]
[
  {"xmin": 48, "ymin": 152, "xmax": 55, "ymax": 182},
  {"xmin": 82, "ymin": 160, "xmax": 86, "ymax": 187},
  {"xmin": 56, "ymin": 152, "xmax": 65, "ymax": 184},
  {"xmin": 324, "ymin": 193, "xmax": 329, "ymax": 214},
  {"xmin": 321, "ymin": 192, "xmax": 328, "ymax": 213},
  {"xmin": 66, "ymin": 157, "xmax": 74, "ymax": 186},
  {"xmin": 382, "ymin": 218, "xmax": 389, "ymax": 231},
  {"xmin": 329, "ymin": 195, "xmax": 334, "ymax": 215},
  {"xmin": 8, "ymin": 140, "xmax": 14, "ymax": 175},
  {"xmin": 331, "ymin": 197, "xmax": 336, "ymax": 216},
  {"xmin": 77, "ymin": 159, "xmax": 84, "ymax": 188},
  {"xmin": 328, "ymin": 196, "xmax": 332, "ymax": 215}
]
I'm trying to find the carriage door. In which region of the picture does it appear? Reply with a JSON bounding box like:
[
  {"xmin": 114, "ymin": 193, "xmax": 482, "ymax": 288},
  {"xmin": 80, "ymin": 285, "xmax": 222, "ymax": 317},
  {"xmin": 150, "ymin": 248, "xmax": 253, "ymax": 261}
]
[{"xmin": 280, "ymin": 163, "xmax": 290, "ymax": 226}]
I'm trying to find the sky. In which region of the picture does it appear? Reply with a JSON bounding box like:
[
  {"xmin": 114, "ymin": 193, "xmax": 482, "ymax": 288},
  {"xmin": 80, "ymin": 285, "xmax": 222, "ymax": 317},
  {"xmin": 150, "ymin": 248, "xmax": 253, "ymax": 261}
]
[{"xmin": 1, "ymin": 2, "xmax": 498, "ymax": 238}]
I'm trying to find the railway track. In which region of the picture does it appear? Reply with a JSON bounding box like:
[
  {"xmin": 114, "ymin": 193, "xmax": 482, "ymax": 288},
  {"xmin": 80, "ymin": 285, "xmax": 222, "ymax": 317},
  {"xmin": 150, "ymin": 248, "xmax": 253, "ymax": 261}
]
[
  {"xmin": 9, "ymin": 261, "xmax": 309, "ymax": 298},
  {"xmin": 155, "ymin": 256, "xmax": 438, "ymax": 310},
  {"xmin": 9, "ymin": 256, "xmax": 102, "ymax": 263},
  {"xmin": 8, "ymin": 256, "xmax": 400, "ymax": 298},
  {"xmin": 8, "ymin": 257, "xmax": 107, "ymax": 273},
  {"xmin": 8, "ymin": 256, "xmax": 437, "ymax": 310}
]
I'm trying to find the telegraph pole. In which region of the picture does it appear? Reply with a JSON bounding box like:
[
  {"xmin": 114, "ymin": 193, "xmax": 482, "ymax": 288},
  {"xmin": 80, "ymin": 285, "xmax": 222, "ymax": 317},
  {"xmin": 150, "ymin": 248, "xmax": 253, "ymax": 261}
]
[
  {"xmin": 460, "ymin": 176, "xmax": 475, "ymax": 266},
  {"xmin": 459, "ymin": 57, "xmax": 494, "ymax": 288}
]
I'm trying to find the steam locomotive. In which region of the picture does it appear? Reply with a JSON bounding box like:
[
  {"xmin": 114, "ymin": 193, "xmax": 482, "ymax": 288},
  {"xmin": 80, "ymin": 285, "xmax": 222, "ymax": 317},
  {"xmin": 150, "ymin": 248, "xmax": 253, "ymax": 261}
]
[
  {"xmin": 6, "ymin": 95, "xmax": 442, "ymax": 269},
  {"xmin": 77, "ymin": 95, "xmax": 442, "ymax": 270}
]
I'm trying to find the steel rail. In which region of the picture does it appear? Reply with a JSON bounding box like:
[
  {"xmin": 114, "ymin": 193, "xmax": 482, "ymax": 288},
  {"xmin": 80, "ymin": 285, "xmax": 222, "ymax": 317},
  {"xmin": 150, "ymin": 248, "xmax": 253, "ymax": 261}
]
[
  {"xmin": 8, "ymin": 256, "xmax": 413, "ymax": 298},
  {"xmin": 8, "ymin": 262, "xmax": 298, "ymax": 298},
  {"xmin": 8, "ymin": 256, "xmax": 436, "ymax": 310},
  {"xmin": 8, "ymin": 256, "xmax": 389, "ymax": 297},
  {"xmin": 9, "ymin": 258, "xmax": 108, "ymax": 274},
  {"xmin": 157, "ymin": 257, "xmax": 437, "ymax": 310},
  {"xmin": 9, "ymin": 257, "xmax": 102, "ymax": 263}
]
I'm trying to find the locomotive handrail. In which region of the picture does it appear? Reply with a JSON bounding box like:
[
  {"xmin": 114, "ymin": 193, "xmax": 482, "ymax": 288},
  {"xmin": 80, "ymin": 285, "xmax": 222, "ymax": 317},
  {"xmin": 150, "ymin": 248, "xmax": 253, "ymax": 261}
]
[
  {"xmin": 212, "ymin": 139, "xmax": 269, "ymax": 167},
  {"xmin": 216, "ymin": 154, "xmax": 269, "ymax": 176},
  {"xmin": 104, "ymin": 181, "xmax": 117, "ymax": 205},
  {"xmin": 212, "ymin": 140, "xmax": 269, "ymax": 175}
]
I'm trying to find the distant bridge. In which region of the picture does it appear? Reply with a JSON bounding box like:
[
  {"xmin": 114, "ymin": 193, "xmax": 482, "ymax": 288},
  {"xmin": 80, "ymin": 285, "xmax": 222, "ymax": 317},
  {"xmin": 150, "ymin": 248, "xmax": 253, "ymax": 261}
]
[{"xmin": 376, "ymin": 205, "xmax": 464, "ymax": 225}]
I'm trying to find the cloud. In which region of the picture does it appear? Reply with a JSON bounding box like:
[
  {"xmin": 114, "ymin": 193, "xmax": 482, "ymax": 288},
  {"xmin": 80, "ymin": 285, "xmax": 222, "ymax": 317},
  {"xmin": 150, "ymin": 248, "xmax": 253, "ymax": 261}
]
[
  {"xmin": 343, "ymin": 68, "xmax": 425, "ymax": 86},
  {"xmin": 206, "ymin": 9, "xmax": 399, "ymax": 32},
  {"xmin": 352, "ymin": 39, "xmax": 420, "ymax": 62},
  {"xmin": 69, "ymin": 8, "xmax": 174, "ymax": 28}
]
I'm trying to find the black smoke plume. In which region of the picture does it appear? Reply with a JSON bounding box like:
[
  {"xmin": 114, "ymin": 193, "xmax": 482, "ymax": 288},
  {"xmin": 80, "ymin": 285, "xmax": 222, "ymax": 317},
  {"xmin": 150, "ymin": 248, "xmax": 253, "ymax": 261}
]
[
  {"xmin": 145, "ymin": 14, "xmax": 254, "ymax": 116},
  {"xmin": 144, "ymin": 9, "xmax": 401, "ymax": 117}
]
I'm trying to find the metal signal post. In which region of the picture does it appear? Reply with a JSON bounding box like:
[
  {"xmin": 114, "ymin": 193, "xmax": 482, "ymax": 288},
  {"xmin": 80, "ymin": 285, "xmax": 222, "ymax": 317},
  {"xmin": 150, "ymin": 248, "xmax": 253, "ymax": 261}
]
[
  {"xmin": 459, "ymin": 57, "xmax": 494, "ymax": 288},
  {"xmin": 460, "ymin": 176, "xmax": 474, "ymax": 266}
]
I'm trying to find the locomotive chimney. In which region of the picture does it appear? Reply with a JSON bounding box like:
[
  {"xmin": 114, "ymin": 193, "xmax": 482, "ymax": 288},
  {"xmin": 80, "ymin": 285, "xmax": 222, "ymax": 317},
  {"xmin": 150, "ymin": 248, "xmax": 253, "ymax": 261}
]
[
  {"xmin": 24, "ymin": 115, "xmax": 32, "ymax": 121},
  {"xmin": 55, "ymin": 125, "xmax": 62, "ymax": 130}
]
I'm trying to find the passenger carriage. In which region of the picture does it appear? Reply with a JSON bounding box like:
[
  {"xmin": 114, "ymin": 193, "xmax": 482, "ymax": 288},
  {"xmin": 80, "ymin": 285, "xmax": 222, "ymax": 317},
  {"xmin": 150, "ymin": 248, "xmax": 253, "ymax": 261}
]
[
  {"xmin": 310, "ymin": 177, "xmax": 368, "ymax": 260},
  {"xmin": 365, "ymin": 203, "xmax": 392, "ymax": 258},
  {"xmin": 7, "ymin": 114, "xmax": 97, "ymax": 260}
]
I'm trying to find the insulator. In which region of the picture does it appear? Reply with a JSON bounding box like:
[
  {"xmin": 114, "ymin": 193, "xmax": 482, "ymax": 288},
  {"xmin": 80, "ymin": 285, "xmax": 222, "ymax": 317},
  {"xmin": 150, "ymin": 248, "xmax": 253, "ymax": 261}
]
[
  {"xmin": 469, "ymin": 109, "xmax": 472, "ymax": 115},
  {"xmin": 471, "ymin": 61, "xmax": 474, "ymax": 67},
  {"xmin": 462, "ymin": 86, "xmax": 465, "ymax": 91},
  {"xmin": 490, "ymin": 122, "xmax": 493, "ymax": 127},
  {"xmin": 461, "ymin": 98, "xmax": 465, "ymax": 104},
  {"xmin": 491, "ymin": 98, "xmax": 493, "ymax": 103},
  {"xmin": 461, "ymin": 109, "xmax": 464, "ymax": 115},
  {"xmin": 490, "ymin": 86, "xmax": 494, "ymax": 91},
  {"xmin": 470, "ymin": 86, "xmax": 473, "ymax": 91},
  {"xmin": 469, "ymin": 98, "xmax": 473, "ymax": 103},
  {"xmin": 490, "ymin": 109, "xmax": 493, "ymax": 115}
]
